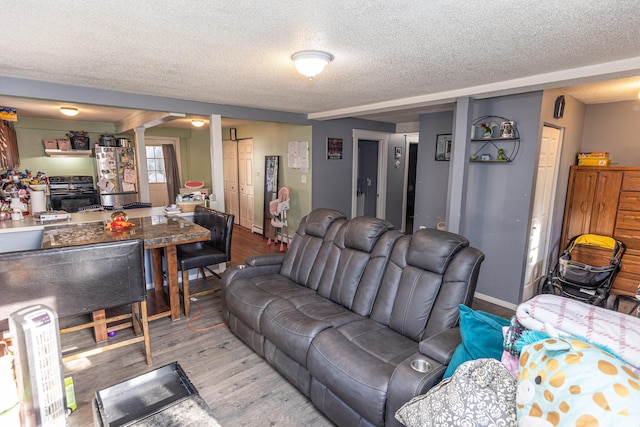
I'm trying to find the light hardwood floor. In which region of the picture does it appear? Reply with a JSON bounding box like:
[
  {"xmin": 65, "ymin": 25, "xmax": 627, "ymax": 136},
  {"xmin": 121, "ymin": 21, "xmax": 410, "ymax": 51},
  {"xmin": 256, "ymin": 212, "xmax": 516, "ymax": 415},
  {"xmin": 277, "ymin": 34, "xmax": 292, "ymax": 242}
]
[{"xmin": 63, "ymin": 225, "xmax": 513, "ymax": 426}]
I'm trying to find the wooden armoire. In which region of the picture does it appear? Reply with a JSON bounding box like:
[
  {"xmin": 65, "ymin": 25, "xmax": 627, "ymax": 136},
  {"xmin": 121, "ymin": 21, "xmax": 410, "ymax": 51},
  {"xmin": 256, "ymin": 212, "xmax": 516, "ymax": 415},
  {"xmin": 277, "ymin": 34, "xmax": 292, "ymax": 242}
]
[{"xmin": 561, "ymin": 165, "xmax": 640, "ymax": 297}]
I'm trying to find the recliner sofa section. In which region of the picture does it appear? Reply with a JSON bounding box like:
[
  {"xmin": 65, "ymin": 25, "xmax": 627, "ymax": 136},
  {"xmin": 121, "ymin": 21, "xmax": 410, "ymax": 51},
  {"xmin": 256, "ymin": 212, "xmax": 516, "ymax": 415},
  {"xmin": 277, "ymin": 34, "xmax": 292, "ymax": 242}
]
[{"xmin": 221, "ymin": 208, "xmax": 485, "ymax": 427}]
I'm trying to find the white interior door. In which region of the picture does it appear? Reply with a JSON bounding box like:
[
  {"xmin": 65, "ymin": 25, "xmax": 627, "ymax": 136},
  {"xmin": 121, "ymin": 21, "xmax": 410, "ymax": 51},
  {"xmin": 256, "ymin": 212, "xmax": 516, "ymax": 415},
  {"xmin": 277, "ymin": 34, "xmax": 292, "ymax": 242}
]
[
  {"xmin": 522, "ymin": 126, "xmax": 561, "ymax": 302},
  {"xmin": 238, "ymin": 138, "xmax": 254, "ymax": 229},
  {"xmin": 145, "ymin": 137, "xmax": 181, "ymax": 207},
  {"xmin": 223, "ymin": 140, "xmax": 240, "ymax": 224}
]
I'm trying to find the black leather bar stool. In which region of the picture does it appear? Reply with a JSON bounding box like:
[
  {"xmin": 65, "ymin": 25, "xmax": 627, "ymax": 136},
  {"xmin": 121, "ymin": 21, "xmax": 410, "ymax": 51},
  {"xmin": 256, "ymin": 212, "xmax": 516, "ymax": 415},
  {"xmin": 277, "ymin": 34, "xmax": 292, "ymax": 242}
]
[{"xmin": 177, "ymin": 206, "xmax": 234, "ymax": 316}]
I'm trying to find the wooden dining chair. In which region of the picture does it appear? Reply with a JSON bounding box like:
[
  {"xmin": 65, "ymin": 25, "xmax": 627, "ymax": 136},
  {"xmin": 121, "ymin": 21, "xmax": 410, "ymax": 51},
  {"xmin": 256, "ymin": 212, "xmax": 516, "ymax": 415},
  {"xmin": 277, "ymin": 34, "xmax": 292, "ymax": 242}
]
[{"xmin": 177, "ymin": 206, "xmax": 234, "ymax": 316}]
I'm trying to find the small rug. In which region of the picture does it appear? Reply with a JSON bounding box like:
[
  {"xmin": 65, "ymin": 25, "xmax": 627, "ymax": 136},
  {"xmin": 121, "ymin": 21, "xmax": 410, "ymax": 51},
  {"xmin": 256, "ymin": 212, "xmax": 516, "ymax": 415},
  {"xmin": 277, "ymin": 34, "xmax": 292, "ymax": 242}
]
[{"xmin": 132, "ymin": 394, "xmax": 221, "ymax": 427}]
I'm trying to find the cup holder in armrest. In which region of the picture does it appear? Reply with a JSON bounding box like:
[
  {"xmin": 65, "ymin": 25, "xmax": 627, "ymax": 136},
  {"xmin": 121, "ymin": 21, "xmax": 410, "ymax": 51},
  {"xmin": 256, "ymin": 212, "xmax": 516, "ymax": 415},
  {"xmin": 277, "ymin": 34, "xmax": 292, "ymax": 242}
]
[
  {"xmin": 410, "ymin": 359, "xmax": 432, "ymax": 373},
  {"xmin": 237, "ymin": 264, "xmax": 246, "ymax": 269}
]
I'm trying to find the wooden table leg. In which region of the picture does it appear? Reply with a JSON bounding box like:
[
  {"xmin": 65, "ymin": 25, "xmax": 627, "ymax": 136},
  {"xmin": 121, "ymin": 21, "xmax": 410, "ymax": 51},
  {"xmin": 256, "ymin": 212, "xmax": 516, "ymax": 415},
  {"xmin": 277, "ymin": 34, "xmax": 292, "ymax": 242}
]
[
  {"xmin": 92, "ymin": 309, "xmax": 108, "ymax": 343},
  {"xmin": 166, "ymin": 245, "xmax": 181, "ymax": 321},
  {"xmin": 151, "ymin": 247, "xmax": 164, "ymax": 292}
]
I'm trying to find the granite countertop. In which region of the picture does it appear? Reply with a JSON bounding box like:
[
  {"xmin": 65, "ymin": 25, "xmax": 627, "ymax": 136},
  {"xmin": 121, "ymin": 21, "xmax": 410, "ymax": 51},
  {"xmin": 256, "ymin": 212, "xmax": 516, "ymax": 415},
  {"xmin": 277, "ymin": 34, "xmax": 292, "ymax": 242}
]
[
  {"xmin": 0, "ymin": 207, "xmax": 191, "ymax": 233},
  {"xmin": 41, "ymin": 214, "xmax": 209, "ymax": 249}
]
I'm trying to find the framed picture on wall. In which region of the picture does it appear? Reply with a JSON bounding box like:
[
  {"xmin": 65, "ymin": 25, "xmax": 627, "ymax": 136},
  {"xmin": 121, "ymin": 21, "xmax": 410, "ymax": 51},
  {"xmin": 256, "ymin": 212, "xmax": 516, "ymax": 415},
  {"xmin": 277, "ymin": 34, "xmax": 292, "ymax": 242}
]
[
  {"xmin": 435, "ymin": 134, "xmax": 452, "ymax": 161},
  {"xmin": 327, "ymin": 138, "xmax": 343, "ymax": 159}
]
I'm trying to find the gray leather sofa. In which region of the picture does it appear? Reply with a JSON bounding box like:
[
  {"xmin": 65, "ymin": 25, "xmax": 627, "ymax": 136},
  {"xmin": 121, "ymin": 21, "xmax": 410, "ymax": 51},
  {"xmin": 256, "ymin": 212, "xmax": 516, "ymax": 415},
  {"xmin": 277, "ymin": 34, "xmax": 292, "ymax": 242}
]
[{"xmin": 221, "ymin": 208, "xmax": 484, "ymax": 426}]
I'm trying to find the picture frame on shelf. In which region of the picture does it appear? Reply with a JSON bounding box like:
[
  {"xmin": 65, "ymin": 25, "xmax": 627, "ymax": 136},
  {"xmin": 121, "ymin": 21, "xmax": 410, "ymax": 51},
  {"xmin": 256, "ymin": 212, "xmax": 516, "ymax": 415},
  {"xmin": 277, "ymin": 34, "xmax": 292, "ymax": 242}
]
[{"xmin": 435, "ymin": 134, "xmax": 452, "ymax": 161}]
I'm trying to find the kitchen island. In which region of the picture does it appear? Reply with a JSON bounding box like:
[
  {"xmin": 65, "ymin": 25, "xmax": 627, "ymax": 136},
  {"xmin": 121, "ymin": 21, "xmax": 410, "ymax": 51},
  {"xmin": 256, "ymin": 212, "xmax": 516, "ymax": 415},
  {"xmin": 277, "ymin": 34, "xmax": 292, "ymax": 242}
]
[{"xmin": 1, "ymin": 207, "xmax": 208, "ymax": 323}]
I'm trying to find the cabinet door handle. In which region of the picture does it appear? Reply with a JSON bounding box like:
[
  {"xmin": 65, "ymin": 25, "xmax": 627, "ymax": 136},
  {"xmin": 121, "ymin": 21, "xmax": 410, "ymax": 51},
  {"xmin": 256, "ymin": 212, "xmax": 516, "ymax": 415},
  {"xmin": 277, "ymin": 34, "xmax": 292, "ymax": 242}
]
[{"xmin": 598, "ymin": 202, "xmax": 605, "ymax": 213}]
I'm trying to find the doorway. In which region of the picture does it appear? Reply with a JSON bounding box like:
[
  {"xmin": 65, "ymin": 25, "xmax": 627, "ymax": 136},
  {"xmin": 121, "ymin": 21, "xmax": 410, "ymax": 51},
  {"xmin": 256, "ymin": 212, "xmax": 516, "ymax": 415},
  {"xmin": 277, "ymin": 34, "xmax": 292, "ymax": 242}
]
[
  {"xmin": 357, "ymin": 140, "xmax": 378, "ymax": 217},
  {"xmin": 223, "ymin": 138, "xmax": 254, "ymax": 229},
  {"xmin": 404, "ymin": 141, "xmax": 419, "ymax": 233},
  {"xmin": 223, "ymin": 140, "xmax": 240, "ymax": 224},
  {"xmin": 351, "ymin": 129, "xmax": 389, "ymax": 219},
  {"xmin": 237, "ymin": 138, "xmax": 255, "ymax": 229},
  {"xmin": 522, "ymin": 125, "xmax": 562, "ymax": 302},
  {"xmin": 145, "ymin": 137, "xmax": 181, "ymax": 207}
]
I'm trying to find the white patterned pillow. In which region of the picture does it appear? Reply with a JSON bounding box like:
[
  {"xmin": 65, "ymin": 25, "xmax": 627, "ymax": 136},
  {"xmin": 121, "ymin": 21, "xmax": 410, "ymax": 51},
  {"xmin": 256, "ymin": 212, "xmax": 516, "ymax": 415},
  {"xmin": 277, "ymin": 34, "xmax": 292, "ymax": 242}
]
[{"xmin": 395, "ymin": 358, "xmax": 517, "ymax": 427}]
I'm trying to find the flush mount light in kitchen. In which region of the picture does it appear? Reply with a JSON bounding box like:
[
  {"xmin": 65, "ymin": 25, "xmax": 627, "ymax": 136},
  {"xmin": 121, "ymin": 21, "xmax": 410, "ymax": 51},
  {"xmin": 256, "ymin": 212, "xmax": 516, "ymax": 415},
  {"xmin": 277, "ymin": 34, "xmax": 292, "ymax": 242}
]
[
  {"xmin": 60, "ymin": 107, "xmax": 79, "ymax": 117},
  {"xmin": 291, "ymin": 50, "xmax": 333, "ymax": 80},
  {"xmin": 191, "ymin": 119, "xmax": 205, "ymax": 127}
]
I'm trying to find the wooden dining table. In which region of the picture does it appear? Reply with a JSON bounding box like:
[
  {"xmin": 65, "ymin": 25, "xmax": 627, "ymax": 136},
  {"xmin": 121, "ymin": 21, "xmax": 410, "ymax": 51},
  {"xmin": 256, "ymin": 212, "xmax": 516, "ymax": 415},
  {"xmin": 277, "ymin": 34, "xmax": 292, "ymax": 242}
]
[{"xmin": 41, "ymin": 214, "xmax": 210, "ymax": 341}]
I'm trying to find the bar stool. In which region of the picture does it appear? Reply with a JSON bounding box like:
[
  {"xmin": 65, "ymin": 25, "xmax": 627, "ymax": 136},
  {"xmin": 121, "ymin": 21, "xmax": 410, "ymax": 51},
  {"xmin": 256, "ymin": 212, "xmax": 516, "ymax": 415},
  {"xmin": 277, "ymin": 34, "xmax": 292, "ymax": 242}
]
[{"xmin": 176, "ymin": 206, "xmax": 234, "ymax": 316}]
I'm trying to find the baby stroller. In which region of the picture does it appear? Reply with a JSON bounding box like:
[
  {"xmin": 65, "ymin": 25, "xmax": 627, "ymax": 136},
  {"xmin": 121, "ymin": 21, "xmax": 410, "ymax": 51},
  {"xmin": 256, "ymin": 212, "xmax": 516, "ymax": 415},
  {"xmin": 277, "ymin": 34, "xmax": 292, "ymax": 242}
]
[
  {"xmin": 267, "ymin": 187, "xmax": 290, "ymax": 251},
  {"xmin": 538, "ymin": 234, "xmax": 625, "ymax": 308}
]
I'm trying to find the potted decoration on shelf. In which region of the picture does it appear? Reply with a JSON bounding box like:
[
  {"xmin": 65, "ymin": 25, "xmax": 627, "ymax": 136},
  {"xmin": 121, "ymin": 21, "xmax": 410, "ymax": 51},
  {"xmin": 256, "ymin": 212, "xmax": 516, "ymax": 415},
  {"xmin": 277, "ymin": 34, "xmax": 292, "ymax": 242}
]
[{"xmin": 476, "ymin": 121, "xmax": 498, "ymax": 138}]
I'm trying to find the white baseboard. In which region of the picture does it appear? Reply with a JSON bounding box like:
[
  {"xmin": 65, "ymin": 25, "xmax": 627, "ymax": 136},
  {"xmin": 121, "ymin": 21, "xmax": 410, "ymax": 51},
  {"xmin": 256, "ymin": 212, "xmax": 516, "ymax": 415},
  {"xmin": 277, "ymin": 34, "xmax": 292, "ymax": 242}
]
[
  {"xmin": 251, "ymin": 224, "xmax": 263, "ymax": 234},
  {"xmin": 473, "ymin": 292, "xmax": 518, "ymax": 311}
]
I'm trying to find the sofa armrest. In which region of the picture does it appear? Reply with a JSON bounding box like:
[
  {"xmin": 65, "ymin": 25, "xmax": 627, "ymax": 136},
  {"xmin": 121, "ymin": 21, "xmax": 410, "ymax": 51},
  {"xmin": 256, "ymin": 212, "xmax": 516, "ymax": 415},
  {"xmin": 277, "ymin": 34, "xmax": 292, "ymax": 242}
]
[
  {"xmin": 245, "ymin": 253, "xmax": 286, "ymax": 267},
  {"xmin": 385, "ymin": 353, "xmax": 447, "ymax": 427},
  {"xmin": 221, "ymin": 264, "xmax": 281, "ymax": 285},
  {"xmin": 418, "ymin": 327, "xmax": 462, "ymax": 366}
]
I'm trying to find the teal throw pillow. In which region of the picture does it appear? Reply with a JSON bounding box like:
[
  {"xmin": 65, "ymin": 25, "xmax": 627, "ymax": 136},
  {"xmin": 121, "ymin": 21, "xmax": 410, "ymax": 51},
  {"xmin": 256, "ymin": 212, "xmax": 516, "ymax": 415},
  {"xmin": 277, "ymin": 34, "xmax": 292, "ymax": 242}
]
[{"xmin": 443, "ymin": 304, "xmax": 510, "ymax": 378}]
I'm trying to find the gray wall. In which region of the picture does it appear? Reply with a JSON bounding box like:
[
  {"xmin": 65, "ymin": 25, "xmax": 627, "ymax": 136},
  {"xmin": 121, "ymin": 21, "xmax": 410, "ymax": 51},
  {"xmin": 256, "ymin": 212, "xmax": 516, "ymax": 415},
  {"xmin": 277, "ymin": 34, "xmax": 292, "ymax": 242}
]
[
  {"xmin": 311, "ymin": 119, "xmax": 395, "ymax": 216},
  {"xmin": 413, "ymin": 111, "xmax": 454, "ymax": 231},
  {"xmin": 462, "ymin": 92, "xmax": 543, "ymax": 305},
  {"xmin": 385, "ymin": 133, "xmax": 408, "ymax": 229},
  {"xmin": 581, "ymin": 100, "xmax": 640, "ymax": 165}
]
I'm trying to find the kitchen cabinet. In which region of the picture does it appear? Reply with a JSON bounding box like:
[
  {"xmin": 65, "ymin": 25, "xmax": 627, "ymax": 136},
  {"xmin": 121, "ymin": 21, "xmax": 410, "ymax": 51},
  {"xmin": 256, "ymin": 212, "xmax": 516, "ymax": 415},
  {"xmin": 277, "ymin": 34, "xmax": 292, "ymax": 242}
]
[
  {"xmin": 561, "ymin": 166, "xmax": 640, "ymax": 296},
  {"xmin": 0, "ymin": 119, "xmax": 19, "ymax": 169}
]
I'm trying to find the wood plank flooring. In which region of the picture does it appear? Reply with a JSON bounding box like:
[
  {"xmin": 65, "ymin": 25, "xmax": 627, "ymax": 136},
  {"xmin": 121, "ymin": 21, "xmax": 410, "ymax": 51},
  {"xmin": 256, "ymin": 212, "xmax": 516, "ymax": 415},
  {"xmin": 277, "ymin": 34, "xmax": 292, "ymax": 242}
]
[{"xmin": 62, "ymin": 225, "xmax": 513, "ymax": 426}]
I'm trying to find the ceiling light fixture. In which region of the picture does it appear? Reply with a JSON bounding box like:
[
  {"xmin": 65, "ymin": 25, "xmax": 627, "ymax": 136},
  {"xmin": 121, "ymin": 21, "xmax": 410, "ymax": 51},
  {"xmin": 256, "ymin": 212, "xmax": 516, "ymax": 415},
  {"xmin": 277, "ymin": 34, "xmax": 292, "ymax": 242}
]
[
  {"xmin": 291, "ymin": 50, "xmax": 333, "ymax": 80},
  {"xmin": 59, "ymin": 106, "xmax": 79, "ymax": 117},
  {"xmin": 191, "ymin": 119, "xmax": 205, "ymax": 127}
]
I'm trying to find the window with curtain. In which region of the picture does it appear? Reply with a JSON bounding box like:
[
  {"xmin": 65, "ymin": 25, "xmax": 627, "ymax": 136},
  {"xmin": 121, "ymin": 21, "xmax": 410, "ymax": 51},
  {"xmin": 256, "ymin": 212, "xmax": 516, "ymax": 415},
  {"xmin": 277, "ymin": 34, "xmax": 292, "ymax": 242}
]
[{"xmin": 146, "ymin": 146, "xmax": 166, "ymax": 183}]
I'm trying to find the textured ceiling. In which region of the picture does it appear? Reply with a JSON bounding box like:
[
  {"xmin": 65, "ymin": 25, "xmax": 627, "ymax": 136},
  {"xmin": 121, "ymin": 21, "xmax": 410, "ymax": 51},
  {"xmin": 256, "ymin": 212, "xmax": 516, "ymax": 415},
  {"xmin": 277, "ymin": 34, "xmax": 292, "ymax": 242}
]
[{"xmin": 1, "ymin": 1, "xmax": 640, "ymax": 124}]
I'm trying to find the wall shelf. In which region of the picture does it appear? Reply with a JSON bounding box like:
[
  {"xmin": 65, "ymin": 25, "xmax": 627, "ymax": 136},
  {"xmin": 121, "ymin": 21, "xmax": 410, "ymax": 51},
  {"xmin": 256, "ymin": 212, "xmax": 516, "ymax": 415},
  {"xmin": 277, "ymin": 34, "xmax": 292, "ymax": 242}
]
[
  {"xmin": 44, "ymin": 149, "xmax": 92, "ymax": 157},
  {"xmin": 470, "ymin": 159, "xmax": 512, "ymax": 163},
  {"xmin": 470, "ymin": 115, "xmax": 520, "ymax": 163}
]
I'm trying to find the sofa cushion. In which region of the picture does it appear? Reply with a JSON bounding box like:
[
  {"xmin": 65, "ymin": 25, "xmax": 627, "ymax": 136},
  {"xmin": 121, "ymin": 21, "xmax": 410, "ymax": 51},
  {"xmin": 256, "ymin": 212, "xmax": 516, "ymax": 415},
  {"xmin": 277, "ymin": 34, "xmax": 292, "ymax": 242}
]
[
  {"xmin": 343, "ymin": 216, "xmax": 394, "ymax": 253},
  {"xmin": 308, "ymin": 319, "xmax": 417, "ymax": 426},
  {"xmin": 406, "ymin": 228, "xmax": 468, "ymax": 274},
  {"xmin": 224, "ymin": 274, "xmax": 315, "ymax": 332},
  {"xmin": 370, "ymin": 232, "xmax": 484, "ymax": 342},
  {"xmin": 304, "ymin": 208, "xmax": 346, "ymax": 238},
  {"xmin": 395, "ymin": 358, "xmax": 517, "ymax": 427},
  {"xmin": 261, "ymin": 294, "xmax": 361, "ymax": 366},
  {"xmin": 316, "ymin": 218, "xmax": 400, "ymax": 317},
  {"xmin": 280, "ymin": 211, "xmax": 347, "ymax": 289},
  {"xmin": 442, "ymin": 305, "xmax": 510, "ymax": 379}
]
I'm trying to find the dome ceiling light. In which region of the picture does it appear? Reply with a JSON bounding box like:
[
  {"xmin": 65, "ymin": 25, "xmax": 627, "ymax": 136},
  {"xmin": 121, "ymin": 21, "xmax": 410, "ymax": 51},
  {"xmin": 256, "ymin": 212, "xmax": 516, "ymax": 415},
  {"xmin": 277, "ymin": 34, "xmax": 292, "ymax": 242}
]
[
  {"xmin": 59, "ymin": 106, "xmax": 79, "ymax": 117},
  {"xmin": 191, "ymin": 119, "xmax": 205, "ymax": 127},
  {"xmin": 291, "ymin": 50, "xmax": 333, "ymax": 80}
]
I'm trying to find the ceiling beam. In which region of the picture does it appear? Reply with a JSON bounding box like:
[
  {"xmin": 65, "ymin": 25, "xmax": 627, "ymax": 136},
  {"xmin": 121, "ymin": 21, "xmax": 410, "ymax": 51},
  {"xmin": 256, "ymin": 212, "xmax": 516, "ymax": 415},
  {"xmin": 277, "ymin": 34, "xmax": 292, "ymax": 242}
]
[
  {"xmin": 308, "ymin": 56, "xmax": 640, "ymax": 121},
  {"xmin": 115, "ymin": 111, "xmax": 186, "ymax": 133}
]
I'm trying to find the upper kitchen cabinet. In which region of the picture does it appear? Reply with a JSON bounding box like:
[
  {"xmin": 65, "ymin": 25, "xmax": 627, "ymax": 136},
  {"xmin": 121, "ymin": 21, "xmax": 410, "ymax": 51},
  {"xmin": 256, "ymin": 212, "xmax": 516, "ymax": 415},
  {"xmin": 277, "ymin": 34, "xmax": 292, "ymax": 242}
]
[{"xmin": 0, "ymin": 120, "xmax": 19, "ymax": 169}]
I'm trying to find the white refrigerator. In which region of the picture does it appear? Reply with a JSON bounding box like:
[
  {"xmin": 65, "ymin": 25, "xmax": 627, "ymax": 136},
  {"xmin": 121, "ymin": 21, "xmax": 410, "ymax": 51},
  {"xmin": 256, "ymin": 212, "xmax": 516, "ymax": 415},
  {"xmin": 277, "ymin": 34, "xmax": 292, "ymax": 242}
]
[{"xmin": 95, "ymin": 146, "xmax": 139, "ymax": 207}]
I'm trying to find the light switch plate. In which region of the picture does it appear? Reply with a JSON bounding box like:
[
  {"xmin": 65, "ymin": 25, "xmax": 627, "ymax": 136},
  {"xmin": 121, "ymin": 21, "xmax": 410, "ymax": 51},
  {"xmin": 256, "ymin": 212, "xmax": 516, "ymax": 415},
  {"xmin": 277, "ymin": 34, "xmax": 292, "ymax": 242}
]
[{"xmin": 301, "ymin": 175, "xmax": 307, "ymax": 183}]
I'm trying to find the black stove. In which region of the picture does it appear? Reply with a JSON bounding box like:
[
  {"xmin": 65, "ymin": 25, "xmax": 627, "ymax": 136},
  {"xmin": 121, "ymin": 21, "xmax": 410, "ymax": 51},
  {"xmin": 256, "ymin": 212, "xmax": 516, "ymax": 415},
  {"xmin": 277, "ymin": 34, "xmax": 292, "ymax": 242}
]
[{"xmin": 49, "ymin": 175, "xmax": 100, "ymax": 212}]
